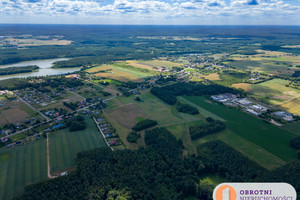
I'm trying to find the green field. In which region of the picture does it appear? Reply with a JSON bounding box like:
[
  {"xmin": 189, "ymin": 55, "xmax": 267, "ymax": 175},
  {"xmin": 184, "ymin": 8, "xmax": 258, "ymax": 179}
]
[
  {"xmin": 0, "ymin": 140, "xmax": 47, "ymax": 200},
  {"xmin": 118, "ymin": 92, "xmax": 184, "ymax": 126},
  {"xmin": 249, "ymin": 78, "xmax": 300, "ymax": 115},
  {"xmin": 49, "ymin": 117, "xmax": 107, "ymax": 172},
  {"xmin": 226, "ymin": 59, "xmax": 293, "ymax": 75},
  {"xmin": 281, "ymin": 121, "xmax": 300, "ymax": 136},
  {"xmin": 182, "ymin": 96, "xmax": 297, "ymax": 162}
]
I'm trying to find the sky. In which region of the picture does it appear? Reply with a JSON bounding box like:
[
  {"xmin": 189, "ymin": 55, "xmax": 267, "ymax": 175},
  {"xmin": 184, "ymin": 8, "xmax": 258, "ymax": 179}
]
[{"xmin": 1, "ymin": 0, "xmax": 300, "ymax": 25}]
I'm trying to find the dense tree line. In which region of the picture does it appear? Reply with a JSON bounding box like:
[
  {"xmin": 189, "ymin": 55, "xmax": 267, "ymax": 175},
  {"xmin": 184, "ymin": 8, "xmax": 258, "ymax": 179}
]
[
  {"xmin": 197, "ymin": 141, "xmax": 265, "ymax": 182},
  {"xmin": 0, "ymin": 78, "xmax": 31, "ymax": 90},
  {"xmin": 132, "ymin": 119, "xmax": 157, "ymax": 131},
  {"xmin": 292, "ymin": 70, "xmax": 300, "ymax": 78},
  {"xmin": 262, "ymin": 161, "xmax": 300, "ymax": 198},
  {"xmin": 0, "ymin": 65, "xmax": 39, "ymax": 76},
  {"xmin": 151, "ymin": 82, "xmax": 240, "ymax": 105},
  {"xmin": 176, "ymin": 101, "xmax": 199, "ymax": 115},
  {"xmin": 63, "ymin": 102, "xmax": 78, "ymax": 111},
  {"xmin": 190, "ymin": 118, "xmax": 225, "ymax": 140},
  {"xmin": 289, "ymin": 136, "xmax": 300, "ymax": 150},
  {"xmin": 16, "ymin": 127, "xmax": 206, "ymax": 200}
]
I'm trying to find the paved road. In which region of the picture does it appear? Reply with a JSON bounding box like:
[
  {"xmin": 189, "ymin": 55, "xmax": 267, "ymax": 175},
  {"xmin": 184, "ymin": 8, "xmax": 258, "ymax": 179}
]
[
  {"xmin": 16, "ymin": 95, "xmax": 51, "ymax": 121},
  {"xmin": 93, "ymin": 117, "xmax": 113, "ymax": 151}
]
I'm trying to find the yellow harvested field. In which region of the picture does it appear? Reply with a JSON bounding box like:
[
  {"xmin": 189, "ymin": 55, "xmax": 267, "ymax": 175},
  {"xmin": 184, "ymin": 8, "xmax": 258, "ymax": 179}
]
[
  {"xmin": 255, "ymin": 50, "xmax": 292, "ymax": 57},
  {"xmin": 281, "ymin": 45, "xmax": 300, "ymax": 48},
  {"xmin": 141, "ymin": 60, "xmax": 183, "ymax": 68},
  {"xmin": 94, "ymin": 71, "xmax": 144, "ymax": 82},
  {"xmin": 5, "ymin": 38, "xmax": 72, "ymax": 47},
  {"xmin": 202, "ymin": 73, "xmax": 220, "ymax": 80},
  {"xmin": 280, "ymin": 98, "xmax": 300, "ymax": 115},
  {"xmin": 232, "ymin": 83, "xmax": 252, "ymax": 91},
  {"xmin": 86, "ymin": 65, "xmax": 113, "ymax": 73},
  {"xmin": 125, "ymin": 60, "xmax": 154, "ymax": 71},
  {"xmin": 0, "ymin": 107, "xmax": 29, "ymax": 123}
]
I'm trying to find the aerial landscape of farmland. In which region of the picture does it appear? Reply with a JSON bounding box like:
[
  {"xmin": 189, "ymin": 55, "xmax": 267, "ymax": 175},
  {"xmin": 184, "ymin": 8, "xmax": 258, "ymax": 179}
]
[{"xmin": 1, "ymin": 0, "xmax": 300, "ymax": 199}]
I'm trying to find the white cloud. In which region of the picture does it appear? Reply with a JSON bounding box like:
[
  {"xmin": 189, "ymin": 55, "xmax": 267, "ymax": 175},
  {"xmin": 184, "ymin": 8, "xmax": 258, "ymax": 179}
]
[{"xmin": 0, "ymin": 0, "xmax": 299, "ymax": 24}]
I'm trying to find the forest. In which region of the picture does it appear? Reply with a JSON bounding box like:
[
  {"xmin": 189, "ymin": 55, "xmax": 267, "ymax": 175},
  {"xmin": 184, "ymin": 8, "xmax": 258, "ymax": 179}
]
[
  {"xmin": 151, "ymin": 82, "xmax": 240, "ymax": 105},
  {"xmin": 1, "ymin": 25, "xmax": 300, "ymax": 68},
  {"xmin": 16, "ymin": 128, "xmax": 206, "ymax": 200},
  {"xmin": 0, "ymin": 76, "xmax": 84, "ymax": 90},
  {"xmin": 15, "ymin": 127, "xmax": 300, "ymax": 199},
  {"xmin": 0, "ymin": 65, "xmax": 39, "ymax": 75}
]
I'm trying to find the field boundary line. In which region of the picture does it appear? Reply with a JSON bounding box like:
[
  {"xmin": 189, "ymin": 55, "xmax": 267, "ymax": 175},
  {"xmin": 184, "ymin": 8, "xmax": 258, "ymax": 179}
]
[{"xmin": 47, "ymin": 133, "xmax": 57, "ymax": 179}]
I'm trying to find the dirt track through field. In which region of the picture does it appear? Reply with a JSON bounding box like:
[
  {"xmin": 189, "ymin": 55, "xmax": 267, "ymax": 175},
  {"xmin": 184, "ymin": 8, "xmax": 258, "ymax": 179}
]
[{"xmin": 47, "ymin": 134, "xmax": 57, "ymax": 179}]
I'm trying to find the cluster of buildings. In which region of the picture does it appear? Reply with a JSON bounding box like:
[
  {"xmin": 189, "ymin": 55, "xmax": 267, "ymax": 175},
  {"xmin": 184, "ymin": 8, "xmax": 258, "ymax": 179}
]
[
  {"xmin": 211, "ymin": 93, "xmax": 295, "ymax": 122},
  {"xmin": 15, "ymin": 89, "xmax": 66, "ymax": 107},
  {"xmin": 273, "ymin": 111, "xmax": 294, "ymax": 122},
  {"xmin": 97, "ymin": 118, "xmax": 115, "ymax": 138}
]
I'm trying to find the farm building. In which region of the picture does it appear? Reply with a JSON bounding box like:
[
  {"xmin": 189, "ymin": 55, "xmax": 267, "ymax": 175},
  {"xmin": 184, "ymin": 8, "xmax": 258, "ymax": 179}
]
[{"xmin": 273, "ymin": 111, "xmax": 294, "ymax": 122}]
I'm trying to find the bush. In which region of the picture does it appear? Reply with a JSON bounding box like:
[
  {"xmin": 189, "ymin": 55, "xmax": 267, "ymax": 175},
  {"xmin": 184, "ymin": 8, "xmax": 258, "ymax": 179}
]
[
  {"xmin": 127, "ymin": 131, "xmax": 140, "ymax": 143},
  {"xmin": 132, "ymin": 119, "xmax": 157, "ymax": 131},
  {"xmin": 289, "ymin": 136, "xmax": 300, "ymax": 150},
  {"xmin": 176, "ymin": 102, "xmax": 199, "ymax": 115},
  {"xmin": 69, "ymin": 121, "xmax": 86, "ymax": 131}
]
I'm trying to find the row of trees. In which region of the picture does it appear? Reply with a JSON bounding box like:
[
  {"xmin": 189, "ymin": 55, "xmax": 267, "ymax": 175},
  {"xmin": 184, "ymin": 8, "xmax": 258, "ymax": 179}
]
[
  {"xmin": 151, "ymin": 82, "xmax": 241, "ymax": 105},
  {"xmin": 190, "ymin": 118, "xmax": 226, "ymax": 140}
]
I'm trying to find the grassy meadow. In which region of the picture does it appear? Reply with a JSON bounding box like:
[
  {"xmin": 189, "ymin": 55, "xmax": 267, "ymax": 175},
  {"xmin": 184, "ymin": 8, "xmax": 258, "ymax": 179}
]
[
  {"xmin": 49, "ymin": 117, "xmax": 107, "ymax": 173},
  {"xmin": 0, "ymin": 140, "xmax": 47, "ymax": 200},
  {"xmin": 86, "ymin": 62, "xmax": 152, "ymax": 82},
  {"xmin": 182, "ymin": 96, "xmax": 297, "ymax": 162},
  {"xmin": 249, "ymin": 78, "xmax": 300, "ymax": 115}
]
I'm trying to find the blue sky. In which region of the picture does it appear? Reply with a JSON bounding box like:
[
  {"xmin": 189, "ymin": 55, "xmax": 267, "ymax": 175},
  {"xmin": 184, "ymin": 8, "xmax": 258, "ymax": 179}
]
[{"xmin": 1, "ymin": 0, "xmax": 300, "ymax": 25}]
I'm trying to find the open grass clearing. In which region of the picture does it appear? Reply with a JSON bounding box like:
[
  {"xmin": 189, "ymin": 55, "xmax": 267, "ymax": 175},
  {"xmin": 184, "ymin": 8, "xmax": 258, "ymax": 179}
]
[
  {"xmin": 232, "ymin": 83, "xmax": 252, "ymax": 92},
  {"xmin": 125, "ymin": 60, "xmax": 156, "ymax": 71},
  {"xmin": 249, "ymin": 78, "xmax": 300, "ymax": 114},
  {"xmin": 201, "ymin": 73, "xmax": 221, "ymax": 81},
  {"xmin": 107, "ymin": 103, "xmax": 149, "ymax": 129},
  {"xmin": 0, "ymin": 107, "xmax": 29, "ymax": 124},
  {"xmin": 177, "ymin": 96, "xmax": 225, "ymax": 121},
  {"xmin": 135, "ymin": 92, "xmax": 184, "ymax": 126},
  {"xmin": 192, "ymin": 128, "xmax": 286, "ymax": 170},
  {"xmin": 103, "ymin": 112, "xmax": 138, "ymax": 150},
  {"xmin": 49, "ymin": 117, "xmax": 107, "ymax": 172},
  {"xmin": 183, "ymin": 96, "xmax": 297, "ymax": 162},
  {"xmin": 88, "ymin": 63, "xmax": 151, "ymax": 82},
  {"xmin": 139, "ymin": 59, "xmax": 183, "ymax": 68}
]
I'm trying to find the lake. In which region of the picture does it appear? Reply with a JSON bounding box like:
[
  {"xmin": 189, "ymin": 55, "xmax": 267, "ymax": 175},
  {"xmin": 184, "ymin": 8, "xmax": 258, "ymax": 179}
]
[{"xmin": 0, "ymin": 58, "xmax": 81, "ymax": 80}]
